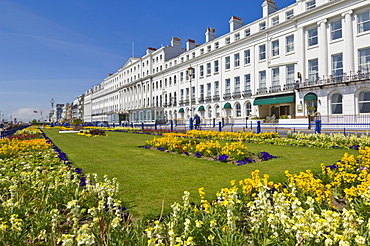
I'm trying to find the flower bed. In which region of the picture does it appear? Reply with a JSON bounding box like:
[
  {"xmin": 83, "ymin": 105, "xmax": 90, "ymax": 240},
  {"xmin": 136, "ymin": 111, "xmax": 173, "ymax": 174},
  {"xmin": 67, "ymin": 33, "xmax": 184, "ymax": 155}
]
[
  {"xmin": 77, "ymin": 129, "xmax": 107, "ymax": 137},
  {"xmin": 184, "ymin": 130, "xmax": 369, "ymax": 149},
  {"xmin": 0, "ymin": 127, "xmax": 138, "ymax": 245},
  {"xmin": 145, "ymin": 134, "xmax": 277, "ymax": 164},
  {"xmin": 145, "ymin": 147, "xmax": 370, "ymax": 245},
  {"xmin": 4, "ymin": 127, "xmax": 370, "ymax": 245}
]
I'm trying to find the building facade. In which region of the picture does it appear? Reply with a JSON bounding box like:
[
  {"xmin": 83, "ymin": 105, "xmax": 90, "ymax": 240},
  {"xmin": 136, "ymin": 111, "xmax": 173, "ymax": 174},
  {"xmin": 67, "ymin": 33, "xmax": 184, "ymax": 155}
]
[{"xmin": 83, "ymin": 0, "xmax": 370, "ymax": 125}]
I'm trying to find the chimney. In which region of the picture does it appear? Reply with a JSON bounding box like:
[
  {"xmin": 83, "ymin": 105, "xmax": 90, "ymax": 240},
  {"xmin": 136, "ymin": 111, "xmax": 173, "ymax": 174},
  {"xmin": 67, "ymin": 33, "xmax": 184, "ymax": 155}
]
[
  {"xmin": 186, "ymin": 39, "xmax": 197, "ymax": 51},
  {"xmin": 205, "ymin": 27, "xmax": 216, "ymax": 42},
  {"xmin": 229, "ymin": 16, "xmax": 244, "ymax": 32},
  {"xmin": 171, "ymin": 36, "xmax": 182, "ymax": 48},
  {"xmin": 262, "ymin": 0, "xmax": 278, "ymax": 17},
  {"xmin": 146, "ymin": 47, "xmax": 156, "ymax": 55}
]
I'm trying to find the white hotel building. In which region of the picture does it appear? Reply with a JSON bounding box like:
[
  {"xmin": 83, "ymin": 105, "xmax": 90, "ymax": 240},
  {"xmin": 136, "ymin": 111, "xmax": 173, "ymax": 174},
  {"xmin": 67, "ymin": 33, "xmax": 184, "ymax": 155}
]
[{"xmin": 83, "ymin": 0, "xmax": 370, "ymax": 126}]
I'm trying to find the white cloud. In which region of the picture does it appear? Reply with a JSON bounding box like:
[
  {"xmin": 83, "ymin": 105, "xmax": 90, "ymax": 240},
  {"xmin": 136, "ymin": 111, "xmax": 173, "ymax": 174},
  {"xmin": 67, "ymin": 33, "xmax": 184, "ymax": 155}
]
[{"xmin": 8, "ymin": 108, "xmax": 48, "ymax": 123}]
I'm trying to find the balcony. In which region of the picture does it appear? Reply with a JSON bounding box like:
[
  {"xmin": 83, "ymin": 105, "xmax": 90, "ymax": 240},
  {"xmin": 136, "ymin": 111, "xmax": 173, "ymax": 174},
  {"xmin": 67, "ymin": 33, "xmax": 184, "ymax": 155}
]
[
  {"xmin": 213, "ymin": 95, "xmax": 220, "ymax": 101},
  {"xmin": 223, "ymin": 93, "xmax": 232, "ymax": 100},
  {"xmin": 257, "ymin": 87, "xmax": 268, "ymax": 94},
  {"xmin": 283, "ymin": 83, "xmax": 296, "ymax": 91},
  {"xmin": 205, "ymin": 96, "xmax": 212, "ymax": 102},
  {"xmin": 297, "ymin": 70, "xmax": 370, "ymax": 90},
  {"xmin": 269, "ymin": 85, "xmax": 281, "ymax": 93},
  {"xmin": 198, "ymin": 97, "xmax": 204, "ymax": 103},
  {"xmin": 178, "ymin": 99, "xmax": 185, "ymax": 105},
  {"xmin": 242, "ymin": 90, "xmax": 252, "ymax": 97},
  {"xmin": 232, "ymin": 92, "xmax": 241, "ymax": 99}
]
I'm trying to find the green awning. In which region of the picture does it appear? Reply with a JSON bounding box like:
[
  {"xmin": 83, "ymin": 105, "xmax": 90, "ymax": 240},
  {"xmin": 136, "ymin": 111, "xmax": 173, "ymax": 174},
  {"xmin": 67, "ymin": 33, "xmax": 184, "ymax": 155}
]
[
  {"xmin": 178, "ymin": 108, "xmax": 184, "ymax": 113},
  {"xmin": 304, "ymin": 93, "xmax": 317, "ymax": 101},
  {"xmin": 224, "ymin": 102, "xmax": 232, "ymax": 109},
  {"xmin": 253, "ymin": 94, "xmax": 295, "ymax": 106},
  {"xmin": 198, "ymin": 105, "xmax": 205, "ymax": 111}
]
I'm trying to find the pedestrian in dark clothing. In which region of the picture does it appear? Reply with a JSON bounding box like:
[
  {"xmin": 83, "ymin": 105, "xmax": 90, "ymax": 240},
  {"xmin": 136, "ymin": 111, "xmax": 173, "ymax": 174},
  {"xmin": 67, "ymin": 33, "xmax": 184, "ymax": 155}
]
[{"xmin": 194, "ymin": 114, "xmax": 201, "ymax": 130}]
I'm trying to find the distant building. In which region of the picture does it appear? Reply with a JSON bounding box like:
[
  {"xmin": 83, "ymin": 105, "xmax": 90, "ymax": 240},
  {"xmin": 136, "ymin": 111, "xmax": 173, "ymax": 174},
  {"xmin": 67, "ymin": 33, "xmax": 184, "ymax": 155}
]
[
  {"xmin": 71, "ymin": 94, "xmax": 84, "ymax": 120},
  {"xmin": 83, "ymin": 0, "xmax": 370, "ymax": 125}
]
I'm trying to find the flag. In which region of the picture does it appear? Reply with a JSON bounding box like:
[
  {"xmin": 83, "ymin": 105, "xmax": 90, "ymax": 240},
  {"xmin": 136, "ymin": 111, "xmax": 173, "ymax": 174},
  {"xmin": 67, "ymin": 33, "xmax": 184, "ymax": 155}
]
[{"xmin": 34, "ymin": 110, "xmax": 38, "ymax": 113}]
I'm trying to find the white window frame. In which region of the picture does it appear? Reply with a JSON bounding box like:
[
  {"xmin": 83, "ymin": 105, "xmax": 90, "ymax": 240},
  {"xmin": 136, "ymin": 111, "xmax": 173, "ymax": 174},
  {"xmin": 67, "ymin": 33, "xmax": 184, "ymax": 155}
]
[
  {"xmin": 244, "ymin": 50, "xmax": 251, "ymax": 64},
  {"xmin": 245, "ymin": 74, "xmax": 251, "ymax": 91},
  {"xmin": 331, "ymin": 20, "xmax": 342, "ymax": 40},
  {"xmin": 214, "ymin": 81, "xmax": 219, "ymax": 95},
  {"xmin": 214, "ymin": 60, "xmax": 219, "ymax": 73},
  {"xmin": 260, "ymin": 22, "xmax": 266, "ymax": 31},
  {"xmin": 259, "ymin": 44, "xmax": 266, "ymax": 61},
  {"xmin": 225, "ymin": 79, "xmax": 231, "ymax": 94},
  {"xmin": 306, "ymin": 0, "xmax": 316, "ymax": 10},
  {"xmin": 225, "ymin": 56, "xmax": 231, "ymax": 70},
  {"xmin": 199, "ymin": 65, "xmax": 204, "ymax": 77},
  {"xmin": 308, "ymin": 27, "xmax": 318, "ymax": 46},
  {"xmin": 206, "ymin": 63, "xmax": 211, "ymax": 75},
  {"xmin": 331, "ymin": 93, "xmax": 343, "ymax": 114},
  {"xmin": 272, "ymin": 68, "xmax": 280, "ymax": 86},
  {"xmin": 272, "ymin": 16, "xmax": 279, "ymax": 26},
  {"xmin": 359, "ymin": 90, "xmax": 370, "ymax": 113},
  {"xmin": 234, "ymin": 76, "xmax": 241, "ymax": 93},
  {"xmin": 259, "ymin": 70, "xmax": 266, "ymax": 88},
  {"xmin": 286, "ymin": 35, "xmax": 294, "ymax": 53},
  {"xmin": 358, "ymin": 10, "xmax": 370, "ymax": 33},
  {"xmin": 308, "ymin": 59, "xmax": 319, "ymax": 82},
  {"xmin": 332, "ymin": 53, "xmax": 343, "ymax": 78},
  {"xmin": 359, "ymin": 47, "xmax": 370, "ymax": 71},
  {"xmin": 286, "ymin": 10, "xmax": 294, "ymax": 20},
  {"xmin": 286, "ymin": 65, "xmax": 295, "ymax": 84},
  {"xmin": 234, "ymin": 53, "xmax": 240, "ymax": 67},
  {"xmin": 272, "ymin": 40, "xmax": 279, "ymax": 57}
]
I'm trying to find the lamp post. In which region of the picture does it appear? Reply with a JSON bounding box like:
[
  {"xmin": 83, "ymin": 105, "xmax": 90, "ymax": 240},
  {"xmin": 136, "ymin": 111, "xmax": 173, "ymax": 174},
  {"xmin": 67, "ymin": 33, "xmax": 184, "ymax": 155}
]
[
  {"xmin": 50, "ymin": 98, "xmax": 55, "ymax": 123},
  {"xmin": 187, "ymin": 66, "xmax": 194, "ymax": 130}
]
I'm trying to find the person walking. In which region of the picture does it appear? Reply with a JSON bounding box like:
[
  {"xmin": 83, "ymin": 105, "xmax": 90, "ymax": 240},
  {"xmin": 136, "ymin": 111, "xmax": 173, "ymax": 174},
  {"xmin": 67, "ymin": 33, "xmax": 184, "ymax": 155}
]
[{"xmin": 194, "ymin": 114, "xmax": 201, "ymax": 130}]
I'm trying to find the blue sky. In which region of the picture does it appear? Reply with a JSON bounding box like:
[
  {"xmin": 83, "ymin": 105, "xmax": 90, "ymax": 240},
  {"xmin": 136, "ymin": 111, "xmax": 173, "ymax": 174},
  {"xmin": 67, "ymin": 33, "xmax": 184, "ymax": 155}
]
[{"xmin": 0, "ymin": 0, "xmax": 295, "ymax": 122}]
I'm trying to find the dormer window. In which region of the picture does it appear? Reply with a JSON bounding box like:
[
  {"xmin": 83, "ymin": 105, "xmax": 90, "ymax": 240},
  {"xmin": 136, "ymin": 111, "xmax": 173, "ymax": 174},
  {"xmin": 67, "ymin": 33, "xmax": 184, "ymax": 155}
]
[
  {"xmin": 235, "ymin": 33, "xmax": 240, "ymax": 41},
  {"xmin": 306, "ymin": 0, "xmax": 316, "ymax": 10},
  {"xmin": 272, "ymin": 16, "xmax": 279, "ymax": 26},
  {"xmin": 260, "ymin": 22, "xmax": 266, "ymax": 31},
  {"xmin": 226, "ymin": 37, "xmax": 231, "ymax": 44},
  {"xmin": 286, "ymin": 10, "xmax": 294, "ymax": 20},
  {"xmin": 245, "ymin": 29, "xmax": 251, "ymax": 36}
]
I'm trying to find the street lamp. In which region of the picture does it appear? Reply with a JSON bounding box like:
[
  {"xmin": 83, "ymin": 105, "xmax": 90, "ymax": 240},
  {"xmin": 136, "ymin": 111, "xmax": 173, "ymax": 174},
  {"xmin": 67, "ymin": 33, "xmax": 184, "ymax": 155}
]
[
  {"xmin": 187, "ymin": 66, "xmax": 194, "ymax": 120},
  {"xmin": 50, "ymin": 98, "xmax": 55, "ymax": 123}
]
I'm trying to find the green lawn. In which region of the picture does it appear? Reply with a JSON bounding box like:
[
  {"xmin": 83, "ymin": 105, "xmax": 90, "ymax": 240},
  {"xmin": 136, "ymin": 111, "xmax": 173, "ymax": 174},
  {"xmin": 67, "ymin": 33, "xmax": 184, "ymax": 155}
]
[{"xmin": 43, "ymin": 129, "xmax": 358, "ymax": 218}]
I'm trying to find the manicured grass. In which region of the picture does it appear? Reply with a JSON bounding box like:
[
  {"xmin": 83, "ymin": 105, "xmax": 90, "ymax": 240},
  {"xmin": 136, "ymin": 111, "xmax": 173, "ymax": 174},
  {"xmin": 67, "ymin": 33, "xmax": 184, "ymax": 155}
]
[{"xmin": 43, "ymin": 129, "xmax": 358, "ymax": 218}]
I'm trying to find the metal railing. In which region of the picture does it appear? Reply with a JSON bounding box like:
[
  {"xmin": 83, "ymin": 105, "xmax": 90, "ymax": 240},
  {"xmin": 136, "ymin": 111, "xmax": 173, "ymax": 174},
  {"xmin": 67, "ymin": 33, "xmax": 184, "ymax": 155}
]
[{"xmin": 0, "ymin": 125, "xmax": 31, "ymax": 139}]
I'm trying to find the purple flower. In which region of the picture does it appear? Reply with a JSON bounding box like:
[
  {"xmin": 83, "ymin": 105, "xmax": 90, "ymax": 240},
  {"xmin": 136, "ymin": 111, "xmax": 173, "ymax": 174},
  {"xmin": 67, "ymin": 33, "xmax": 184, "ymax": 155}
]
[
  {"xmin": 217, "ymin": 154, "xmax": 229, "ymax": 162},
  {"xmin": 79, "ymin": 177, "xmax": 86, "ymax": 187},
  {"xmin": 157, "ymin": 147, "xmax": 165, "ymax": 151},
  {"xmin": 259, "ymin": 152, "xmax": 277, "ymax": 161},
  {"xmin": 184, "ymin": 152, "xmax": 189, "ymax": 156},
  {"xmin": 195, "ymin": 152, "xmax": 202, "ymax": 158},
  {"xmin": 74, "ymin": 168, "xmax": 83, "ymax": 174},
  {"xmin": 326, "ymin": 164, "xmax": 338, "ymax": 169}
]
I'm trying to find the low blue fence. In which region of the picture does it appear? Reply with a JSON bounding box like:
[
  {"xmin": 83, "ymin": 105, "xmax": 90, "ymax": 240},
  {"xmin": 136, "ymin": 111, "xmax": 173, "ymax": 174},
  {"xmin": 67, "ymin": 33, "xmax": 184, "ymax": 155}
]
[
  {"xmin": 124, "ymin": 120, "xmax": 369, "ymax": 136},
  {"xmin": 0, "ymin": 125, "xmax": 31, "ymax": 139}
]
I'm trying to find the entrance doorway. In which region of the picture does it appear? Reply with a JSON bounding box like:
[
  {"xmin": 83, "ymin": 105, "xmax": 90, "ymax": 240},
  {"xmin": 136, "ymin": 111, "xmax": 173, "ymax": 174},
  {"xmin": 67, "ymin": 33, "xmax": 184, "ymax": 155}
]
[{"xmin": 280, "ymin": 106, "xmax": 290, "ymax": 117}]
